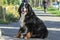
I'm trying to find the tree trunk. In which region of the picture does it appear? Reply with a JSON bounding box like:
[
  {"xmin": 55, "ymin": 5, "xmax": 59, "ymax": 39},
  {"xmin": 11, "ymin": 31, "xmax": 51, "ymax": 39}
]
[
  {"xmin": 0, "ymin": 6, "xmax": 3, "ymax": 18},
  {"xmin": 50, "ymin": 0, "xmax": 52, "ymax": 6},
  {"xmin": 36, "ymin": 0, "xmax": 39, "ymax": 7}
]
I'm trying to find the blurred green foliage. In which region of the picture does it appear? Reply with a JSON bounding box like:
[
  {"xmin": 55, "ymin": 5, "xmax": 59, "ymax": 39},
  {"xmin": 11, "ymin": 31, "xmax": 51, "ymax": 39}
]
[
  {"xmin": 5, "ymin": 6, "xmax": 19, "ymax": 23},
  {"xmin": 0, "ymin": 0, "xmax": 20, "ymax": 5},
  {"xmin": 0, "ymin": 0, "xmax": 60, "ymax": 24},
  {"xmin": 6, "ymin": 12, "xmax": 19, "ymax": 22},
  {"xmin": 0, "ymin": 6, "xmax": 19, "ymax": 24},
  {"xmin": 47, "ymin": 7, "xmax": 60, "ymax": 16},
  {"xmin": 0, "ymin": 6, "xmax": 3, "ymax": 18}
]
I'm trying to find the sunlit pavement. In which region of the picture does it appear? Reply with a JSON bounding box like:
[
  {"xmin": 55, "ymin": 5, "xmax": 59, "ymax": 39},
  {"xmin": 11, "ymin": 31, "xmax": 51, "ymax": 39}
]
[
  {"xmin": 0, "ymin": 10, "xmax": 60, "ymax": 40},
  {"xmin": 0, "ymin": 36, "xmax": 47, "ymax": 40}
]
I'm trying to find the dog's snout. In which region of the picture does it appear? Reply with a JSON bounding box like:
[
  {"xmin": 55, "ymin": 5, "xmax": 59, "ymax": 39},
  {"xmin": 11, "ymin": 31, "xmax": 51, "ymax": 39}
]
[{"xmin": 21, "ymin": 7, "xmax": 26, "ymax": 12}]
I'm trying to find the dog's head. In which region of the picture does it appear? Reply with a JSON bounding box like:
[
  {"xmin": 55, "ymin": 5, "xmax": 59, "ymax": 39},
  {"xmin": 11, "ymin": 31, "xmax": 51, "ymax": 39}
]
[
  {"xmin": 18, "ymin": 2, "xmax": 34, "ymax": 17},
  {"xmin": 20, "ymin": 2, "xmax": 29, "ymax": 14}
]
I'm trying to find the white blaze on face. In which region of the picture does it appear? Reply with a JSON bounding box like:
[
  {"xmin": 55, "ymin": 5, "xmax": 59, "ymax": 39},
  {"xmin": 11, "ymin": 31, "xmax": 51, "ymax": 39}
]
[
  {"xmin": 23, "ymin": 3, "xmax": 27, "ymax": 12},
  {"xmin": 20, "ymin": 12, "xmax": 27, "ymax": 27}
]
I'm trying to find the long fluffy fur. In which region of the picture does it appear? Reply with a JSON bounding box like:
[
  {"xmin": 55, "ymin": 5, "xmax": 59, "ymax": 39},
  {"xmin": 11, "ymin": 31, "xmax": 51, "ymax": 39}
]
[{"xmin": 18, "ymin": 2, "xmax": 48, "ymax": 39}]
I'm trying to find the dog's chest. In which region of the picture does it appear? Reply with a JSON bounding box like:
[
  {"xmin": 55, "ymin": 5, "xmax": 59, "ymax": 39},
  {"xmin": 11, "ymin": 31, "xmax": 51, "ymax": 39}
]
[{"xmin": 20, "ymin": 14, "xmax": 26, "ymax": 27}]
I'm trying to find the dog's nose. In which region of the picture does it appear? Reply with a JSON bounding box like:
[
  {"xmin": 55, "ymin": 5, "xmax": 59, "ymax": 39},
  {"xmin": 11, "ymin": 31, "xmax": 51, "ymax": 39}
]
[
  {"xmin": 24, "ymin": 8, "xmax": 26, "ymax": 11},
  {"xmin": 22, "ymin": 8, "xmax": 26, "ymax": 12}
]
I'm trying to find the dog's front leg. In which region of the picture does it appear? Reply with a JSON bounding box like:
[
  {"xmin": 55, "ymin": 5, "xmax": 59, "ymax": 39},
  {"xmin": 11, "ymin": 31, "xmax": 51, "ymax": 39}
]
[
  {"xmin": 16, "ymin": 27, "xmax": 26, "ymax": 38},
  {"xmin": 24, "ymin": 32, "xmax": 31, "ymax": 39},
  {"xmin": 16, "ymin": 31, "xmax": 21, "ymax": 38}
]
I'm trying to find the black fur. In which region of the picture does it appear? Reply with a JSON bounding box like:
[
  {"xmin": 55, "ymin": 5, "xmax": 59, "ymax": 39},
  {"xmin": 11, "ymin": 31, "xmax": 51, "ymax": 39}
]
[{"xmin": 18, "ymin": 2, "xmax": 48, "ymax": 39}]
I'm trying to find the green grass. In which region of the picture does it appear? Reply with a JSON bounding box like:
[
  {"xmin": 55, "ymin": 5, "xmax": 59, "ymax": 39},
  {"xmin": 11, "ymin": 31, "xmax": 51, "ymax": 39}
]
[
  {"xmin": 0, "ymin": 19, "xmax": 9, "ymax": 24},
  {"xmin": 47, "ymin": 7, "xmax": 60, "ymax": 16},
  {"xmin": 32, "ymin": 6, "xmax": 43, "ymax": 10},
  {"xmin": 33, "ymin": 7, "xmax": 60, "ymax": 16}
]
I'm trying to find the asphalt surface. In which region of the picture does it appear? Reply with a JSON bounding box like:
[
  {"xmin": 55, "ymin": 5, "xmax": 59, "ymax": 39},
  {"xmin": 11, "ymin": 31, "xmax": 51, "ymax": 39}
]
[{"xmin": 0, "ymin": 10, "xmax": 60, "ymax": 40}]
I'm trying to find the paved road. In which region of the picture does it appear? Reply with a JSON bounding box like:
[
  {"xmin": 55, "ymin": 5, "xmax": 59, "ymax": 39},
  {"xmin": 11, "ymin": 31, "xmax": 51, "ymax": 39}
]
[
  {"xmin": 0, "ymin": 10, "xmax": 60, "ymax": 40},
  {"xmin": 0, "ymin": 36, "xmax": 46, "ymax": 40}
]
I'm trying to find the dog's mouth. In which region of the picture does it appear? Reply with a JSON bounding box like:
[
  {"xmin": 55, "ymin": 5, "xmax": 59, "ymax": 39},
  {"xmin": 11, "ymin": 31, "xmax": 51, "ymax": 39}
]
[{"xmin": 21, "ymin": 9, "xmax": 28, "ymax": 14}]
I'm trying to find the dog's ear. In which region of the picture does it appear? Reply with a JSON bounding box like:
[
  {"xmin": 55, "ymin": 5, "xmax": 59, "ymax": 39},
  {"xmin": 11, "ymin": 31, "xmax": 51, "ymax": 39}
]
[
  {"xmin": 28, "ymin": 4, "xmax": 33, "ymax": 12},
  {"xmin": 28, "ymin": 4, "xmax": 35, "ymax": 16},
  {"xmin": 18, "ymin": 5, "xmax": 21, "ymax": 17}
]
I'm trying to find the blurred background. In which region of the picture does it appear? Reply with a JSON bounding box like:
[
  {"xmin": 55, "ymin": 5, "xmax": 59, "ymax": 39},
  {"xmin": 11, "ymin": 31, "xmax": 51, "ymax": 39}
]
[{"xmin": 0, "ymin": 0, "xmax": 60, "ymax": 24}]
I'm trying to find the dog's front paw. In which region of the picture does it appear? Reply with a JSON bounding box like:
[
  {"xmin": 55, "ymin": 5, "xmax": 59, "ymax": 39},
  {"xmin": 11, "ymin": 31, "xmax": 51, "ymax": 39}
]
[{"xmin": 24, "ymin": 37, "xmax": 28, "ymax": 39}]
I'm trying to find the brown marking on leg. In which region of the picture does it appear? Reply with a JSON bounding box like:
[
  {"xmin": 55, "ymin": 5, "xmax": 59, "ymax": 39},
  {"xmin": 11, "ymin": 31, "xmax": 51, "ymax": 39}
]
[
  {"xmin": 16, "ymin": 31, "xmax": 21, "ymax": 38},
  {"xmin": 24, "ymin": 32, "xmax": 32, "ymax": 39}
]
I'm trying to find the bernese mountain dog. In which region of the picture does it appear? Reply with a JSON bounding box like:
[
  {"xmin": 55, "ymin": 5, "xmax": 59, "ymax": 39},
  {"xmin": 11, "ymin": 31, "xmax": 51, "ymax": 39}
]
[{"xmin": 16, "ymin": 0, "xmax": 48, "ymax": 39}]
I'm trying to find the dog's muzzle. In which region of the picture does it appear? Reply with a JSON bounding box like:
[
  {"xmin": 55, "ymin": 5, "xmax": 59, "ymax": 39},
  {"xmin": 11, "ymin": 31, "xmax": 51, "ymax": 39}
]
[{"xmin": 21, "ymin": 8, "xmax": 27, "ymax": 14}]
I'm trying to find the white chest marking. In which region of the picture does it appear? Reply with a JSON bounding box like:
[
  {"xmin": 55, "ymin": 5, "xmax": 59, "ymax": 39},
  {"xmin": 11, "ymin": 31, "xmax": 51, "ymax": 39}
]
[
  {"xmin": 20, "ymin": 13, "xmax": 26, "ymax": 27},
  {"xmin": 20, "ymin": 13, "xmax": 28, "ymax": 36}
]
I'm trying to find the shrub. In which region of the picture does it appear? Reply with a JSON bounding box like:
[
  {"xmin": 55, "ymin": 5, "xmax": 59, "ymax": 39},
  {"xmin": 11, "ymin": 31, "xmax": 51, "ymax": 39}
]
[
  {"xmin": 0, "ymin": 5, "xmax": 20, "ymax": 24},
  {"xmin": 6, "ymin": 11, "xmax": 19, "ymax": 23}
]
